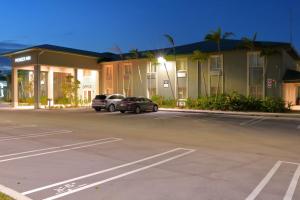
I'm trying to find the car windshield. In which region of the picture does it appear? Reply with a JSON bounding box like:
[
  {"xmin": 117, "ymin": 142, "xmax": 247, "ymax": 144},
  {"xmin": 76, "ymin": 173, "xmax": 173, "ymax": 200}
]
[{"xmin": 95, "ymin": 95, "xmax": 106, "ymax": 100}]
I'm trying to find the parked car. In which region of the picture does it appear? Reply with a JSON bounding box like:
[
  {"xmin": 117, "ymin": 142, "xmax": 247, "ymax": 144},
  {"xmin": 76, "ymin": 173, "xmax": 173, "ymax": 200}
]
[
  {"xmin": 92, "ymin": 94, "xmax": 125, "ymax": 112},
  {"xmin": 119, "ymin": 97, "xmax": 158, "ymax": 114}
]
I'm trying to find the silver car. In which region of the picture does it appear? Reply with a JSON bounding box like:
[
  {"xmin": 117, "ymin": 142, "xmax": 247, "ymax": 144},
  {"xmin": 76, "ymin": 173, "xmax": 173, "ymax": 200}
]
[{"xmin": 92, "ymin": 94, "xmax": 125, "ymax": 112}]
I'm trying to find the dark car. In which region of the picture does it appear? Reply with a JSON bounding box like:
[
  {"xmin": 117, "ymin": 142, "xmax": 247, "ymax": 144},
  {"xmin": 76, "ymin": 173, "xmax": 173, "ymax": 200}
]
[
  {"xmin": 92, "ymin": 94, "xmax": 125, "ymax": 112},
  {"xmin": 119, "ymin": 97, "xmax": 158, "ymax": 114}
]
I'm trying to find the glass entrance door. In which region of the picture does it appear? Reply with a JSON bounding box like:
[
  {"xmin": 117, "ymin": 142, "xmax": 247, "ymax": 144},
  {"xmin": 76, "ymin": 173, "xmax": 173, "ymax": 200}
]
[{"xmin": 297, "ymin": 86, "xmax": 300, "ymax": 105}]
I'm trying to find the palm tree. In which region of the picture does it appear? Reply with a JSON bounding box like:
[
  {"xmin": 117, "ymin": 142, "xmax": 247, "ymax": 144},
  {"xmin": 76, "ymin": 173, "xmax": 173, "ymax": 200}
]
[
  {"xmin": 192, "ymin": 50, "xmax": 209, "ymax": 97},
  {"xmin": 205, "ymin": 27, "xmax": 234, "ymax": 97},
  {"xmin": 164, "ymin": 34, "xmax": 177, "ymax": 100},
  {"xmin": 241, "ymin": 32, "xmax": 258, "ymax": 51},
  {"xmin": 143, "ymin": 51, "xmax": 156, "ymax": 98}
]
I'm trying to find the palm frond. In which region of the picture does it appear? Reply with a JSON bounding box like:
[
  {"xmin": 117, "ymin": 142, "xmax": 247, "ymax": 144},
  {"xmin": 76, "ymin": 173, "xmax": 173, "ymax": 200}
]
[
  {"xmin": 192, "ymin": 50, "xmax": 209, "ymax": 62},
  {"xmin": 129, "ymin": 48, "xmax": 139, "ymax": 59},
  {"xmin": 222, "ymin": 32, "xmax": 234, "ymax": 39},
  {"xmin": 164, "ymin": 34, "xmax": 175, "ymax": 47}
]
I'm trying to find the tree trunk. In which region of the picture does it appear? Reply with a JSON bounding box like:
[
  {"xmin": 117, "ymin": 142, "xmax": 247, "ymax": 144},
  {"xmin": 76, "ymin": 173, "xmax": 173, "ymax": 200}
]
[{"xmin": 200, "ymin": 62, "xmax": 208, "ymax": 97}]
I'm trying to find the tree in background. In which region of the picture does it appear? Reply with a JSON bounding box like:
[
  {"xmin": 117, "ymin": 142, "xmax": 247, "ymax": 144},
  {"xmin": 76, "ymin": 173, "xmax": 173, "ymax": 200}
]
[
  {"xmin": 62, "ymin": 75, "xmax": 80, "ymax": 106},
  {"xmin": 164, "ymin": 34, "xmax": 178, "ymax": 99},
  {"xmin": 241, "ymin": 32, "xmax": 257, "ymax": 51},
  {"xmin": 130, "ymin": 48, "xmax": 143, "ymax": 85},
  {"xmin": 205, "ymin": 28, "xmax": 234, "ymax": 97}
]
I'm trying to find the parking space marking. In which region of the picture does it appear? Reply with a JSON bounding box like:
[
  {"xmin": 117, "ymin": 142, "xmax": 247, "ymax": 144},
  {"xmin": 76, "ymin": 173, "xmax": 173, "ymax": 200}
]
[
  {"xmin": 0, "ymin": 124, "xmax": 37, "ymax": 130},
  {"xmin": 246, "ymin": 160, "xmax": 300, "ymax": 200},
  {"xmin": 0, "ymin": 130, "xmax": 72, "ymax": 142},
  {"xmin": 246, "ymin": 161, "xmax": 282, "ymax": 200},
  {"xmin": 0, "ymin": 138, "xmax": 121, "ymax": 158},
  {"xmin": 284, "ymin": 165, "xmax": 300, "ymax": 200},
  {"xmin": 22, "ymin": 148, "xmax": 195, "ymax": 198},
  {"xmin": 0, "ymin": 138, "xmax": 122, "ymax": 163},
  {"xmin": 240, "ymin": 117, "xmax": 266, "ymax": 126}
]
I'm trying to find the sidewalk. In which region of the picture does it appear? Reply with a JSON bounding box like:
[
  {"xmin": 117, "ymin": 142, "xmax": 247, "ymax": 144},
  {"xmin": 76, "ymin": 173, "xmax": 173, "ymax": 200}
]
[{"xmin": 159, "ymin": 108, "xmax": 300, "ymax": 119}]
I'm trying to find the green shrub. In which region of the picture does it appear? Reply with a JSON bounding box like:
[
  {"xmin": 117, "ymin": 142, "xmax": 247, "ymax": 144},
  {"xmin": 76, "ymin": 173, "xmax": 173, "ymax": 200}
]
[
  {"xmin": 151, "ymin": 95, "xmax": 176, "ymax": 108},
  {"xmin": 54, "ymin": 97, "xmax": 70, "ymax": 105},
  {"xmin": 162, "ymin": 99, "xmax": 177, "ymax": 108},
  {"xmin": 185, "ymin": 92, "xmax": 288, "ymax": 113},
  {"xmin": 151, "ymin": 95, "xmax": 163, "ymax": 106},
  {"xmin": 40, "ymin": 96, "xmax": 48, "ymax": 105}
]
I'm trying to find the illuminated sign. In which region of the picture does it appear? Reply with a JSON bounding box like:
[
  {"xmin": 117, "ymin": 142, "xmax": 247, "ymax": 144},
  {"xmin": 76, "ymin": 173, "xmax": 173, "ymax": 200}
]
[
  {"xmin": 15, "ymin": 56, "xmax": 31, "ymax": 63},
  {"xmin": 163, "ymin": 80, "xmax": 169, "ymax": 88}
]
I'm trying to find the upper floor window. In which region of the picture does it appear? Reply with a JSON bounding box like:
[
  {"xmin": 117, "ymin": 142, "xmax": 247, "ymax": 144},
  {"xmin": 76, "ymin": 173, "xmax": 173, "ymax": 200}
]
[
  {"xmin": 147, "ymin": 63, "xmax": 157, "ymax": 73},
  {"xmin": 248, "ymin": 52, "xmax": 265, "ymax": 98},
  {"xmin": 124, "ymin": 64, "xmax": 132, "ymax": 75},
  {"xmin": 248, "ymin": 52, "xmax": 264, "ymax": 68},
  {"xmin": 210, "ymin": 55, "xmax": 222, "ymax": 72},
  {"xmin": 176, "ymin": 59, "xmax": 187, "ymax": 71}
]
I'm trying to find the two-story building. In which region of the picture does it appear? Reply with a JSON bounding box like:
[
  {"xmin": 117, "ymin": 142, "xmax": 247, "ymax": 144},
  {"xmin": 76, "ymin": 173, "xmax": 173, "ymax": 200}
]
[{"xmin": 2, "ymin": 39, "xmax": 300, "ymax": 109}]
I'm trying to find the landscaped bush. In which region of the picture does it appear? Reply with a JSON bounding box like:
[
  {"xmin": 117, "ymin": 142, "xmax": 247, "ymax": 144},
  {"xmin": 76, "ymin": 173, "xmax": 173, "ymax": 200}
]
[
  {"xmin": 155, "ymin": 92, "xmax": 289, "ymax": 113},
  {"xmin": 19, "ymin": 97, "xmax": 34, "ymax": 105},
  {"xmin": 151, "ymin": 95, "xmax": 176, "ymax": 108}
]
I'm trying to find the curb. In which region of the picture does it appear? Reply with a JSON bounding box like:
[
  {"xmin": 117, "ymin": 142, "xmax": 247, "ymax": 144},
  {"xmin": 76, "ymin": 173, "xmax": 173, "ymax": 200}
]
[
  {"xmin": 159, "ymin": 108, "xmax": 300, "ymax": 119},
  {"xmin": 0, "ymin": 185, "xmax": 32, "ymax": 200}
]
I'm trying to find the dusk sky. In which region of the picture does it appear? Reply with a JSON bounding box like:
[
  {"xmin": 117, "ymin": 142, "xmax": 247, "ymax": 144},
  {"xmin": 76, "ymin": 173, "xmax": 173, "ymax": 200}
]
[{"xmin": 0, "ymin": 0, "xmax": 299, "ymax": 53}]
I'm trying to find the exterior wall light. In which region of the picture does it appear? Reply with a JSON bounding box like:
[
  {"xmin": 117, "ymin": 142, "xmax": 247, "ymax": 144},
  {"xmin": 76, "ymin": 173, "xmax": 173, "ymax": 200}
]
[{"xmin": 157, "ymin": 56, "xmax": 167, "ymax": 64}]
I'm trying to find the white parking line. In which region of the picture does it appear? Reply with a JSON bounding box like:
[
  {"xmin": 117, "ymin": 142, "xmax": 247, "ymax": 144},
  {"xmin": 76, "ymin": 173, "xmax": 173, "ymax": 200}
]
[
  {"xmin": 0, "ymin": 138, "xmax": 120, "ymax": 158},
  {"xmin": 22, "ymin": 148, "xmax": 195, "ymax": 198},
  {"xmin": 0, "ymin": 138, "xmax": 122, "ymax": 163},
  {"xmin": 240, "ymin": 117, "xmax": 265, "ymax": 126},
  {"xmin": 246, "ymin": 160, "xmax": 300, "ymax": 200},
  {"xmin": 0, "ymin": 124, "xmax": 37, "ymax": 130},
  {"xmin": 284, "ymin": 165, "xmax": 300, "ymax": 200},
  {"xmin": 246, "ymin": 161, "xmax": 282, "ymax": 200},
  {"xmin": 0, "ymin": 130, "xmax": 72, "ymax": 142}
]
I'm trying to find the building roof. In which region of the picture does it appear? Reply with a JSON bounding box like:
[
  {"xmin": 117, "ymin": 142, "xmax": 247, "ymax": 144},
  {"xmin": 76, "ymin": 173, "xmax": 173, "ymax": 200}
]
[
  {"xmin": 283, "ymin": 69, "xmax": 300, "ymax": 83},
  {"xmin": 125, "ymin": 39, "xmax": 299, "ymax": 60},
  {"xmin": 2, "ymin": 39, "xmax": 299, "ymax": 61},
  {"xmin": 1, "ymin": 44, "xmax": 118, "ymax": 61}
]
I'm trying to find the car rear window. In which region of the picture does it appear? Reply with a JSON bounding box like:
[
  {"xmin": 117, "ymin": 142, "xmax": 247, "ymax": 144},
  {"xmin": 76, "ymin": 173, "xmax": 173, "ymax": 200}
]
[{"xmin": 95, "ymin": 95, "xmax": 106, "ymax": 100}]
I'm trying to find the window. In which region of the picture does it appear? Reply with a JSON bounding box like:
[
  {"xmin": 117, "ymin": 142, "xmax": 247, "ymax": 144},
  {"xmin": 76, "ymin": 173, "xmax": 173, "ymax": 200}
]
[
  {"xmin": 147, "ymin": 63, "xmax": 157, "ymax": 73},
  {"xmin": 210, "ymin": 55, "xmax": 222, "ymax": 72},
  {"xmin": 209, "ymin": 55, "xmax": 223, "ymax": 95},
  {"xmin": 147, "ymin": 63, "xmax": 157, "ymax": 98},
  {"xmin": 176, "ymin": 59, "xmax": 188, "ymax": 99},
  {"xmin": 123, "ymin": 64, "xmax": 132, "ymax": 97},
  {"xmin": 176, "ymin": 59, "xmax": 187, "ymax": 71},
  {"xmin": 248, "ymin": 52, "xmax": 264, "ymax": 98},
  {"xmin": 104, "ymin": 66, "xmax": 113, "ymax": 94}
]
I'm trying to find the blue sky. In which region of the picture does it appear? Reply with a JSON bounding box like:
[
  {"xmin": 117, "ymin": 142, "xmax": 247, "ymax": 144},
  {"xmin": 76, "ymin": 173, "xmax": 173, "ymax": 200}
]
[{"xmin": 0, "ymin": 0, "xmax": 299, "ymax": 53}]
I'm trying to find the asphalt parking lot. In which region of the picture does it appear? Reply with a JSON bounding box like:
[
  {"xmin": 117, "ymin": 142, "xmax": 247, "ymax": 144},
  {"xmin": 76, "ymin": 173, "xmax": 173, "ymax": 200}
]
[{"xmin": 0, "ymin": 109, "xmax": 299, "ymax": 200}]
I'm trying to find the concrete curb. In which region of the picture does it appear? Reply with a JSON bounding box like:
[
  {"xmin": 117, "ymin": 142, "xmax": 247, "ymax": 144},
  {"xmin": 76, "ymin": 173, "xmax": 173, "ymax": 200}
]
[
  {"xmin": 159, "ymin": 108, "xmax": 300, "ymax": 119},
  {"xmin": 0, "ymin": 184, "xmax": 32, "ymax": 200}
]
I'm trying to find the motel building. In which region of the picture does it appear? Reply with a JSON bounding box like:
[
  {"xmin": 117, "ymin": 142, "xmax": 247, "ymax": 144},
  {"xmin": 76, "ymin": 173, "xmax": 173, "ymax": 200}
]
[{"xmin": 2, "ymin": 39, "xmax": 300, "ymax": 110}]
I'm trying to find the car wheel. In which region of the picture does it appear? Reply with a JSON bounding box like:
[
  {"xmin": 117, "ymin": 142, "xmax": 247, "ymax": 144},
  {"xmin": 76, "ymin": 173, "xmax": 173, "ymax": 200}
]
[
  {"xmin": 120, "ymin": 110, "xmax": 126, "ymax": 113},
  {"xmin": 152, "ymin": 105, "xmax": 158, "ymax": 112},
  {"xmin": 108, "ymin": 104, "xmax": 115, "ymax": 112},
  {"xmin": 135, "ymin": 106, "xmax": 141, "ymax": 114},
  {"xmin": 95, "ymin": 108, "xmax": 101, "ymax": 112}
]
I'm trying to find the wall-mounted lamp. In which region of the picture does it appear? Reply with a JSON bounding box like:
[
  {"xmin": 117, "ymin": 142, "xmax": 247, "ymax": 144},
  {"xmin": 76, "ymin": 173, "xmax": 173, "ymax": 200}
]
[{"xmin": 157, "ymin": 56, "xmax": 167, "ymax": 64}]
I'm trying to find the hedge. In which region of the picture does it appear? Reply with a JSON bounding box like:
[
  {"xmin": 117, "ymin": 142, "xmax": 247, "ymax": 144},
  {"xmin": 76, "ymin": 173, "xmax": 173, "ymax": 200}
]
[{"xmin": 151, "ymin": 93, "xmax": 289, "ymax": 113}]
